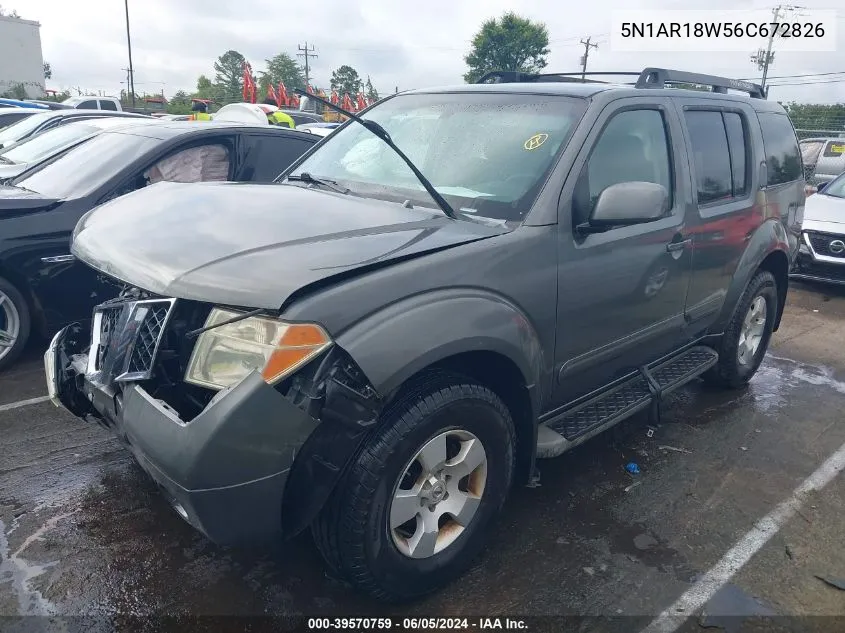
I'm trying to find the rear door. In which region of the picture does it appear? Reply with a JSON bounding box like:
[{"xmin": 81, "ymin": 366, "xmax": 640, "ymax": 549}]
[
  {"xmin": 673, "ymin": 99, "xmax": 763, "ymax": 332},
  {"xmin": 553, "ymin": 96, "xmax": 694, "ymax": 405}
]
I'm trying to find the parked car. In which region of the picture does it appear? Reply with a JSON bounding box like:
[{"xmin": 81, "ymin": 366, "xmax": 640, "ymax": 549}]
[
  {"xmin": 46, "ymin": 68, "xmax": 802, "ymax": 601},
  {"xmin": 61, "ymin": 95, "xmax": 123, "ymax": 111},
  {"xmin": 0, "ymin": 116, "xmax": 162, "ymax": 181},
  {"xmin": 0, "ymin": 122, "xmax": 318, "ymax": 369},
  {"xmin": 800, "ymin": 136, "xmax": 845, "ymax": 187},
  {"xmin": 298, "ymin": 122, "xmax": 341, "ymax": 137},
  {"xmin": 791, "ymin": 171, "xmax": 845, "ymax": 285},
  {"xmin": 0, "ymin": 108, "xmax": 38, "ymax": 130},
  {"xmin": 0, "ymin": 109, "xmax": 151, "ymax": 150}
]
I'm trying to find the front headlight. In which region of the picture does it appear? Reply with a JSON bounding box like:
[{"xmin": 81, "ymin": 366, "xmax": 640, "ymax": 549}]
[{"xmin": 185, "ymin": 308, "xmax": 331, "ymax": 390}]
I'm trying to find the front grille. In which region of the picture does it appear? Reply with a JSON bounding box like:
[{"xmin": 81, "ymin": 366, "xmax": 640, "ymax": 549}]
[
  {"xmin": 806, "ymin": 231, "xmax": 845, "ymax": 258},
  {"xmin": 92, "ymin": 297, "xmax": 176, "ymax": 381},
  {"xmin": 96, "ymin": 306, "xmax": 122, "ymax": 369},
  {"xmin": 795, "ymin": 258, "xmax": 845, "ymax": 282},
  {"xmin": 126, "ymin": 303, "xmax": 171, "ymax": 375}
]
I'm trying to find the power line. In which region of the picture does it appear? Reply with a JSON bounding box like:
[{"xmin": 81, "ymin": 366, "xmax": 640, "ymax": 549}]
[
  {"xmin": 741, "ymin": 71, "xmax": 845, "ymax": 80},
  {"xmin": 768, "ymin": 78, "xmax": 845, "ymax": 86}
]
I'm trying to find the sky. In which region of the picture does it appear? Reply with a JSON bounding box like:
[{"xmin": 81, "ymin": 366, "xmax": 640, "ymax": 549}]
[{"xmin": 9, "ymin": 0, "xmax": 845, "ymax": 104}]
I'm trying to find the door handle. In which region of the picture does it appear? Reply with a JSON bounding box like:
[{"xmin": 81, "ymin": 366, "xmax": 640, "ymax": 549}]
[{"xmin": 666, "ymin": 239, "xmax": 691, "ymax": 253}]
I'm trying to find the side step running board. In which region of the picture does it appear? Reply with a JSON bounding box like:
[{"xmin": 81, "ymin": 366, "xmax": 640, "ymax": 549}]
[{"xmin": 537, "ymin": 346, "xmax": 718, "ymax": 459}]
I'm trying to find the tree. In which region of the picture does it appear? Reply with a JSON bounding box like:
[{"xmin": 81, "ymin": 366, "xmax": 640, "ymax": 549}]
[
  {"xmin": 782, "ymin": 102, "xmax": 845, "ymax": 134},
  {"xmin": 213, "ymin": 50, "xmax": 246, "ymax": 104},
  {"xmin": 258, "ymin": 52, "xmax": 305, "ymax": 96},
  {"xmin": 463, "ymin": 12, "xmax": 550, "ymax": 83},
  {"xmin": 43, "ymin": 62, "xmax": 52, "ymax": 80},
  {"xmin": 365, "ymin": 75, "xmax": 379, "ymax": 101},
  {"xmin": 330, "ymin": 65, "xmax": 362, "ymax": 96},
  {"xmin": 167, "ymin": 90, "xmax": 193, "ymax": 114},
  {"xmin": 0, "ymin": 83, "xmax": 27, "ymax": 99}
]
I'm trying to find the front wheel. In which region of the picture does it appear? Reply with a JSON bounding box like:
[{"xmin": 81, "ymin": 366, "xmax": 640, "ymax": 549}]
[
  {"xmin": 0, "ymin": 276, "xmax": 31, "ymax": 372},
  {"xmin": 312, "ymin": 374, "xmax": 515, "ymax": 602},
  {"xmin": 703, "ymin": 270, "xmax": 778, "ymax": 389}
]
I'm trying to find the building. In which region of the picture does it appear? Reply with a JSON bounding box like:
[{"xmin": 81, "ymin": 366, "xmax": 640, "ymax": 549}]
[{"xmin": 0, "ymin": 15, "xmax": 46, "ymax": 99}]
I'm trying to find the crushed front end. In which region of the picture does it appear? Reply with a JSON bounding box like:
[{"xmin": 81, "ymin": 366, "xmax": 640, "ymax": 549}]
[{"xmin": 45, "ymin": 286, "xmax": 382, "ymax": 545}]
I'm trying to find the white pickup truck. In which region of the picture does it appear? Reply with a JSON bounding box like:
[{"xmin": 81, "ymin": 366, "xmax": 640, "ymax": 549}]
[{"xmin": 61, "ymin": 95, "xmax": 123, "ymax": 111}]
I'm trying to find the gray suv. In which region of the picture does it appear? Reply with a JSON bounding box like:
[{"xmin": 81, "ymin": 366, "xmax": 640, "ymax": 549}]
[{"xmin": 46, "ymin": 68, "xmax": 804, "ymax": 601}]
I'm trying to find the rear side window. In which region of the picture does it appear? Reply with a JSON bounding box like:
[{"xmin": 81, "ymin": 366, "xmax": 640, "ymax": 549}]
[
  {"xmin": 78, "ymin": 100, "xmax": 98, "ymax": 109},
  {"xmin": 822, "ymin": 140, "xmax": 845, "ymax": 158},
  {"xmin": 757, "ymin": 112, "xmax": 801, "ymax": 186},
  {"xmin": 99, "ymin": 100, "xmax": 118, "ymax": 111},
  {"xmin": 685, "ymin": 110, "xmax": 750, "ymax": 203},
  {"xmin": 244, "ymin": 135, "xmax": 316, "ymax": 182}
]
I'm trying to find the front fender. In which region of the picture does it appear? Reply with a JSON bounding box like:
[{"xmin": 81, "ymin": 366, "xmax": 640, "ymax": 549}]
[
  {"xmin": 710, "ymin": 217, "xmax": 790, "ymax": 334},
  {"xmin": 336, "ymin": 288, "xmax": 545, "ymax": 407}
]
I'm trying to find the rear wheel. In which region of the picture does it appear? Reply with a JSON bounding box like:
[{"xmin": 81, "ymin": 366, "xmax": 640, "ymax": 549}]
[
  {"xmin": 0, "ymin": 277, "xmax": 30, "ymax": 372},
  {"xmin": 703, "ymin": 270, "xmax": 777, "ymax": 389},
  {"xmin": 312, "ymin": 374, "xmax": 515, "ymax": 602}
]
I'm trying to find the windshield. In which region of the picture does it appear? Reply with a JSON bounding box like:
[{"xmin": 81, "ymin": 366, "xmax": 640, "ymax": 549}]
[
  {"xmin": 0, "ymin": 122, "xmax": 100, "ymax": 165},
  {"xmin": 0, "ymin": 112, "xmax": 53, "ymax": 146},
  {"xmin": 14, "ymin": 131, "xmax": 160, "ymax": 199},
  {"xmin": 287, "ymin": 92, "xmax": 587, "ymax": 221},
  {"xmin": 822, "ymin": 173, "xmax": 845, "ymax": 199}
]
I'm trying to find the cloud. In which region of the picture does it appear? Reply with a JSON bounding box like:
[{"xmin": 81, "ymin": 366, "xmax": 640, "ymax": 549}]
[{"xmin": 10, "ymin": 0, "xmax": 845, "ymax": 103}]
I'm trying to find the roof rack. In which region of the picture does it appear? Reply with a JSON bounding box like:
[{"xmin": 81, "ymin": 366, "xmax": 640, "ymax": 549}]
[{"xmin": 475, "ymin": 67, "xmax": 766, "ymax": 99}]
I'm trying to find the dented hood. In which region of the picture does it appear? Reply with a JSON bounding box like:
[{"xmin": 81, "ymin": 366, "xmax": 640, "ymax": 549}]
[{"xmin": 72, "ymin": 181, "xmax": 504, "ymax": 309}]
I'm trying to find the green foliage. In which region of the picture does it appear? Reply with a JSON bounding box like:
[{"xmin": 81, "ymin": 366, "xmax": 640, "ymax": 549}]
[
  {"xmin": 464, "ymin": 12, "xmax": 550, "ymax": 83},
  {"xmin": 365, "ymin": 75, "xmax": 379, "ymax": 101},
  {"xmin": 330, "ymin": 65, "xmax": 362, "ymax": 96},
  {"xmin": 782, "ymin": 102, "xmax": 845, "ymax": 133},
  {"xmin": 0, "ymin": 83, "xmax": 27, "ymax": 99},
  {"xmin": 213, "ymin": 50, "xmax": 246, "ymax": 104},
  {"xmin": 43, "ymin": 62, "xmax": 52, "ymax": 80},
  {"xmin": 258, "ymin": 52, "xmax": 305, "ymax": 96},
  {"xmin": 167, "ymin": 90, "xmax": 193, "ymax": 114}
]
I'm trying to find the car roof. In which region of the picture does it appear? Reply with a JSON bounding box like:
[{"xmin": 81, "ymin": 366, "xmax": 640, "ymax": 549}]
[
  {"xmin": 404, "ymin": 79, "xmax": 784, "ymax": 112},
  {"xmin": 105, "ymin": 120, "xmax": 320, "ymax": 141}
]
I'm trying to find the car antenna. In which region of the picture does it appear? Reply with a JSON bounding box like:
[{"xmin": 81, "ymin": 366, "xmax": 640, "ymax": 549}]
[{"xmin": 291, "ymin": 88, "xmax": 458, "ymax": 220}]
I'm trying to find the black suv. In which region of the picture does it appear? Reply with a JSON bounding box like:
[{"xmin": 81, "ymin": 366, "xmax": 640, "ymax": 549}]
[{"xmin": 47, "ymin": 68, "xmax": 804, "ymax": 601}]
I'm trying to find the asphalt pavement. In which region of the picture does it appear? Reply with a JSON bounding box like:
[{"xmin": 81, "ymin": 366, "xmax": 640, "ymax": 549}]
[{"xmin": 1, "ymin": 282, "xmax": 844, "ymax": 632}]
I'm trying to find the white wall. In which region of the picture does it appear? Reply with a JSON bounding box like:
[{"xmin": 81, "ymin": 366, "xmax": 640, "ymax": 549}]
[{"xmin": 0, "ymin": 16, "xmax": 46, "ymax": 98}]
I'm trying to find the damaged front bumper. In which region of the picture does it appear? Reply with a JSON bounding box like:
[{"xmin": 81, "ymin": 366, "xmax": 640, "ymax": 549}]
[{"xmin": 45, "ymin": 323, "xmax": 321, "ymax": 545}]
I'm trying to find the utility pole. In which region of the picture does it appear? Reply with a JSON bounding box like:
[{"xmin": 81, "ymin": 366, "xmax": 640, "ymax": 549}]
[
  {"xmin": 124, "ymin": 0, "xmax": 136, "ymax": 107},
  {"xmin": 751, "ymin": 4, "xmax": 794, "ymax": 94},
  {"xmin": 579, "ymin": 37, "xmax": 599, "ymax": 81},
  {"xmin": 297, "ymin": 42, "xmax": 317, "ymax": 88}
]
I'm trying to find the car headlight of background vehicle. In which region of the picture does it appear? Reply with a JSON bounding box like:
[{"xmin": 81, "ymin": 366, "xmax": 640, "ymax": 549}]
[{"xmin": 185, "ymin": 308, "xmax": 331, "ymax": 390}]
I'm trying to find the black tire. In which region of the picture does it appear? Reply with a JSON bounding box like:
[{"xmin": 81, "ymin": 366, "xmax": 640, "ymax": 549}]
[
  {"xmin": 0, "ymin": 276, "xmax": 31, "ymax": 373},
  {"xmin": 703, "ymin": 270, "xmax": 778, "ymax": 389},
  {"xmin": 311, "ymin": 373, "xmax": 515, "ymax": 602}
]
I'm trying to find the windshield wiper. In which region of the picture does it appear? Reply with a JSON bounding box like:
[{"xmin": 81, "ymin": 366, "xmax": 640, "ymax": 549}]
[
  {"xmin": 293, "ymin": 88, "xmax": 459, "ymax": 220},
  {"xmin": 287, "ymin": 172, "xmax": 349, "ymax": 194},
  {"xmin": 0, "ymin": 155, "xmax": 15, "ymax": 165}
]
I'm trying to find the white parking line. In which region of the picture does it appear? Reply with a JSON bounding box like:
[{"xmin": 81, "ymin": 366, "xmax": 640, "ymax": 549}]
[
  {"xmin": 0, "ymin": 396, "xmax": 51, "ymax": 413},
  {"xmin": 641, "ymin": 440, "xmax": 845, "ymax": 633}
]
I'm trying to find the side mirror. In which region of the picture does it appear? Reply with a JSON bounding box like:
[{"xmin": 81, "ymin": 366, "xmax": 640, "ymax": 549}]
[
  {"xmin": 816, "ymin": 181, "xmax": 828, "ymax": 193},
  {"xmin": 578, "ymin": 181, "xmax": 669, "ymax": 234}
]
